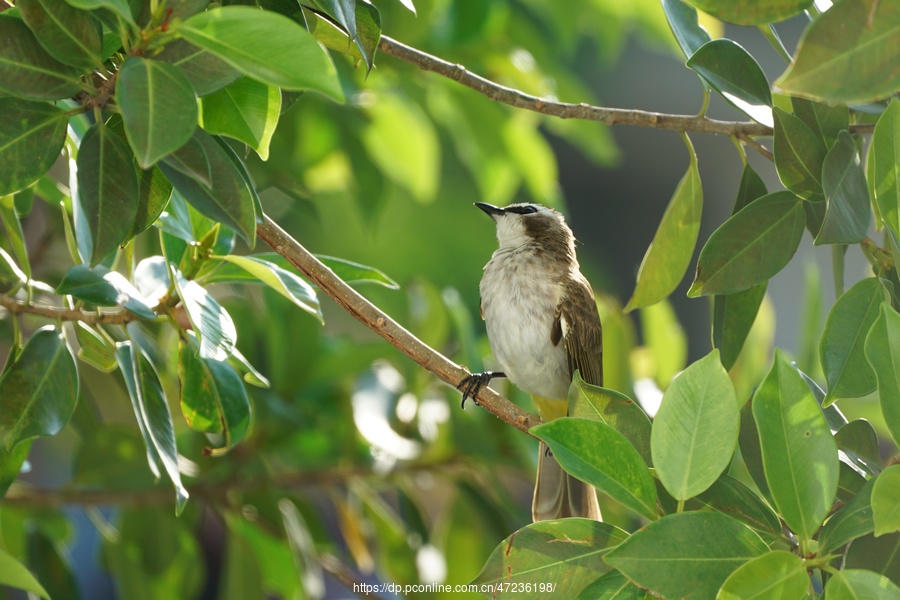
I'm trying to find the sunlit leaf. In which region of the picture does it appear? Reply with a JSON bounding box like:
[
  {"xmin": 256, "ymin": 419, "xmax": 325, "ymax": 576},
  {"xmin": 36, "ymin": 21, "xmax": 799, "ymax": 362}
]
[
  {"xmin": 64, "ymin": 0, "xmax": 134, "ymax": 25},
  {"xmin": 0, "ymin": 548, "xmax": 50, "ymax": 600},
  {"xmin": 199, "ymin": 77, "xmax": 280, "ymax": 161},
  {"xmin": 684, "ymin": 0, "xmax": 812, "ymax": 25},
  {"xmin": 56, "ymin": 264, "xmax": 157, "ymax": 318},
  {"xmin": 824, "ymin": 569, "xmax": 900, "ymax": 600},
  {"xmin": 717, "ymin": 551, "xmax": 808, "ymax": 600},
  {"xmin": 661, "ymin": 0, "xmax": 711, "ymax": 59},
  {"xmin": 872, "ymin": 465, "xmax": 900, "ymax": 537},
  {"xmin": 214, "ymin": 254, "xmax": 321, "ymax": 322},
  {"xmin": 171, "ymin": 267, "xmax": 236, "ymax": 361}
]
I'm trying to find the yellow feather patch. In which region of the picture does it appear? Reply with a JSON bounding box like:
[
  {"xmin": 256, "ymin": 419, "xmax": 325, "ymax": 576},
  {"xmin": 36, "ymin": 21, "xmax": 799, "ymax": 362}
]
[{"xmin": 533, "ymin": 395, "xmax": 567, "ymax": 421}]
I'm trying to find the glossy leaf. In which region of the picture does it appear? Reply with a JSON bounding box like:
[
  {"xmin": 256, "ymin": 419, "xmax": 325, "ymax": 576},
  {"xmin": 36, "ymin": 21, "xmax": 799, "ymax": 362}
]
[
  {"xmin": 199, "ymin": 77, "xmax": 280, "ymax": 161},
  {"xmin": 171, "ymin": 268, "xmax": 236, "ymax": 361},
  {"xmin": 686, "ymin": 39, "xmax": 772, "ymax": 126},
  {"xmin": 473, "ymin": 519, "xmax": 628, "ymax": 597},
  {"xmin": 64, "ymin": 0, "xmax": 134, "ymax": 25},
  {"xmin": 0, "ymin": 549, "xmax": 50, "ymax": 600},
  {"xmin": 178, "ymin": 6, "xmax": 343, "ymax": 100},
  {"xmin": 775, "ymin": 0, "xmax": 900, "ymax": 104},
  {"xmin": 873, "ymin": 465, "xmax": 900, "ymax": 537},
  {"xmin": 816, "ymin": 130, "xmax": 871, "ymax": 245},
  {"xmin": 0, "ymin": 326, "xmax": 78, "ymax": 452},
  {"xmin": 531, "ymin": 418, "xmax": 658, "ymax": 520},
  {"xmin": 0, "ymin": 247, "xmax": 27, "ymax": 293},
  {"xmin": 652, "ymin": 350, "xmax": 739, "ymax": 501},
  {"xmin": 309, "ymin": 0, "xmax": 380, "ymax": 70},
  {"xmin": 155, "ymin": 39, "xmax": 242, "ymax": 97},
  {"xmin": 215, "ymin": 254, "xmax": 321, "ymax": 322},
  {"xmin": 684, "ymin": 0, "xmax": 812, "ymax": 25},
  {"xmin": 792, "ymin": 97, "xmax": 849, "ymax": 150},
  {"xmin": 626, "ymin": 139, "xmax": 702, "ymax": 310},
  {"xmin": 568, "ymin": 371, "xmax": 653, "ymax": 466},
  {"xmin": 872, "ymin": 100, "xmax": 900, "ymax": 241},
  {"xmin": 689, "ymin": 191, "xmax": 805, "ymax": 296},
  {"xmin": 604, "ymin": 512, "xmax": 767, "ymax": 600},
  {"xmin": 114, "ymin": 342, "xmax": 189, "ymax": 514},
  {"xmin": 0, "ymin": 16, "xmax": 81, "ymax": 100},
  {"xmin": 752, "ymin": 349, "xmax": 839, "ymax": 540},
  {"xmin": 864, "ymin": 305, "xmax": 900, "ymax": 447},
  {"xmin": 158, "ymin": 129, "xmax": 256, "ymax": 245},
  {"xmin": 0, "ymin": 99, "xmax": 68, "ymax": 196},
  {"xmin": 819, "ymin": 478, "xmax": 874, "ymax": 554},
  {"xmin": 661, "ymin": 0, "xmax": 711, "ymax": 58},
  {"xmin": 178, "ymin": 339, "xmax": 251, "ymax": 455},
  {"xmin": 773, "ymin": 107, "xmax": 827, "ymax": 202},
  {"xmin": 76, "ymin": 122, "xmax": 139, "ymax": 265},
  {"xmin": 56, "ymin": 264, "xmax": 156, "ymax": 318},
  {"xmin": 820, "ymin": 278, "xmax": 888, "ymax": 404},
  {"xmin": 717, "ymin": 551, "xmax": 808, "ymax": 600},
  {"xmin": 825, "ymin": 569, "xmax": 900, "ymax": 600},
  {"xmin": 835, "ymin": 419, "xmax": 881, "ymax": 477},
  {"xmin": 18, "ymin": 0, "xmax": 102, "ymax": 69},
  {"xmin": 116, "ymin": 57, "xmax": 198, "ymax": 169}
]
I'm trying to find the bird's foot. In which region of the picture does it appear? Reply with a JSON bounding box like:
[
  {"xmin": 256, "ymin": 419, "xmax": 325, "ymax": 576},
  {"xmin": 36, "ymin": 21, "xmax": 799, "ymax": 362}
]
[{"xmin": 457, "ymin": 371, "xmax": 506, "ymax": 409}]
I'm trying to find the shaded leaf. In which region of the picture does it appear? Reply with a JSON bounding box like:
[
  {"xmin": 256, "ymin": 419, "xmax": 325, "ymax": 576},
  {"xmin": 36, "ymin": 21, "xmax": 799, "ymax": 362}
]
[
  {"xmin": 819, "ymin": 477, "xmax": 874, "ymax": 554},
  {"xmin": 694, "ymin": 474, "xmax": 781, "ymax": 537},
  {"xmin": 864, "ymin": 304, "xmax": 900, "ymax": 448},
  {"xmin": 604, "ymin": 512, "xmax": 767, "ymax": 600},
  {"xmin": 531, "ymin": 418, "xmax": 658, "ymax": 520},
  {"xmin": 64, "ymin": 0, "xmax": 134, "ymax": 24},
  {"xmin": 0, "ymin": 16, "xmax": 82, "ymax": 100},
  {"xmin": 652, "ymin": 350, "xmax": 739, "ymax": 501},
  {"xmin": 816, "ymin": 130, "xmax": 871, "ymax": 245},
  {"xmin": 0, "ymin": 195, "xmax": 31, "ymax": 280},
  {"xmin": 845, "ymin": 532, "xmax": 900, "ymax": 585},
  {"xmin": 178, "ymin": 6, "xmax": 343, "ymax": 100},
  {"xmin": 792, "ymin": 97, "xmax": 849, "ymax": 149},
  {"xmin": 577, "ymin": 570, "xmax": 641, "ymax": 600},
  {"xmin": 128, "ymin": 166, "xmax": 173, "ymax": 238},
  {"xmin": 872, "ymin": 99, "xmax": 900, "ymax": 241},
  {"xmin": 641, "ymin": 298, "xmax": 687, "ymax": 388},
  {"xmin": 0, "ymin": 440, "xmax": 31, "ymax": 499},
  {"xmin": 775, "ymin": 0, "xmax": 900, "ymax": 104},
  {"xmin": 688, "ymin": 191, "xmax": 805, "ymax": 296},
  {"xmin": 752, "ymin": 349, "xmax": 839, "ymax": 540},
  {"xmin": 835, "ymin": 419, "xmax": 882, "ymax": 477},
  {"xmin": 0, "ymin": 99, "xmax": 68, "ymax": 196},
  {"xmin": 18, "ymin": 0, "xmax": 102, "ymax": 69},
  {"xmin": 773, "ymin": 107, "xmax": 827, "ymax": 202},
  {"xmin": 56, "ymin": 264, "xmax": 156, "ymax": 318},
  {"xmin": 0, "ymin": 326, "xmax": 78, "ymax": 452},
  {"xmin": 661, "ymin": 0, "xmax": 711, "ymax": 58},
  {"xmin": 199, "ymin": 77, "xmax": 280, "ymax": 161}
]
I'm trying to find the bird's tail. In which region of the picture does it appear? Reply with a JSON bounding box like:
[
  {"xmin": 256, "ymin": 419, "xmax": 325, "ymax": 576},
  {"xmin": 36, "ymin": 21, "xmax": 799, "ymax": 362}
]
[{"xmin": 532, "ymin": 441, "xmax": 601, "ymax": 521}]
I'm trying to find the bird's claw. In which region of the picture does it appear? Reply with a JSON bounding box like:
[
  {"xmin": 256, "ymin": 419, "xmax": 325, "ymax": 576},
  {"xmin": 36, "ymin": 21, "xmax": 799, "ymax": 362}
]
[{"xmin": 457, "ymin": 371, "xmax": 505, "ymax": 409}]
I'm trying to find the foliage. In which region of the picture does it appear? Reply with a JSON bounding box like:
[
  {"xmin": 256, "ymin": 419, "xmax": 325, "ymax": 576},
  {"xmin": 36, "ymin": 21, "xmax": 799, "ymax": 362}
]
[{"xmin": 0, "ymin": 0, "xmax": 899, "ymax": 598}]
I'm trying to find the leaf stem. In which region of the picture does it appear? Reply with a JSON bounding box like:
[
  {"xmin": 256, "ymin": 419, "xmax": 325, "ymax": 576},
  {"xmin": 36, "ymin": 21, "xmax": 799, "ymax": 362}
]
[
  {"xmin": 676, "ymin": 499, "xmax": 685, "ymax": 513},
  {"xmin": 757, "ymin": 25, "xmax": 792, "ymax": 63}
]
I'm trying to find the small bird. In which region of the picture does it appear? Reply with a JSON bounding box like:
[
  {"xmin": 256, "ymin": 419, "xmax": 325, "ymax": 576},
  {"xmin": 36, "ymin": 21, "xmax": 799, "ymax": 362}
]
[{"xmin": 459, "ymin": 202, "xmax": 602, "ymax": 522}]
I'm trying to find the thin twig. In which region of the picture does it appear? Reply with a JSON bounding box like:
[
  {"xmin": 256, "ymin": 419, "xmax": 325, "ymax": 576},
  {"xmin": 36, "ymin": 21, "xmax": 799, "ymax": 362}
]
[
  {"xmin": 256, "ymin": 215, "xmax": 539, "ymax": 435},
  {"xmin": 0, "ymin": 294, "xmax": 141, "ymax": 325},
  {"xmin": 377, "ymin": 35, "xmax": 876, "ymax": 142}
]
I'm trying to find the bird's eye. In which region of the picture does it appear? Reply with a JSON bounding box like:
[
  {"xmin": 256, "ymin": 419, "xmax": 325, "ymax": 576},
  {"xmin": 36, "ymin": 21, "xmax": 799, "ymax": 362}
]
[{"xmin": 508, "ymin": 205, "xmax": 538, "ymax": 215}]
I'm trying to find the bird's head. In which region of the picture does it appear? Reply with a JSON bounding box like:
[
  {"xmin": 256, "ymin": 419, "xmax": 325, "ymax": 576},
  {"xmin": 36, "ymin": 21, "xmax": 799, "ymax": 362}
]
[{"xmin": 475, "ymin": 202, "xmax": 574, "ymax": 254}]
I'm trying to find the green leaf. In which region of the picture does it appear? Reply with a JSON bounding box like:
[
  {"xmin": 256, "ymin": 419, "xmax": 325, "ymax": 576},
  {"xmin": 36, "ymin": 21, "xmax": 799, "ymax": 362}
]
[
  {"xmin": 845, "ymin": 532, "xmax": 900, "ymax": 584},
  {"xmin": 317, "ymin": 255, "xmax": 399, "ymax": 288},
  {"xmin": 792, "ymin": 97, "xmax": 849, "ymax": 150},
  {"xmin": 825, "ymin": 569, "xmax": 900, "ymax": 600},
  {"xmin": 158, "ymin": 129, "xmax": 256, "ymax": 245},
  {"xmin": 568, "ymin": 371, "xmax": 653, "ymax": 466},
  {"xmin": 531, "ymin": 418, "xmax": 658, "ymax": 520},
  {"xmin": 114, "ymin": 342, "xmax": 188, "ymax": 514},
  {"xmin": 0, "ymin": 440, "xmax": 31, "ymax": 499},
  {"xmin": 714, "ymin": 283, "xmax": 766, "ymax": 372},
  {"xmin": 0, "ymin": 548, "xmax": 50, "ymax": 600},
  {"xmin": 718, "ymin": 550, "xmax": 808, "ymax": 600},
  {"xmin": 0, "ymin": 247, "xmax": 27, "ymax": 293},
  {"xmin": 0, "ymin": 16, "xmax": 82, "ymax": 100},
  {"xmin": 661, "ymin": 0, "xmax": 711, "ymax": 58},
  {"xmin": 0, "ymin": 195, "xmax": 31, "ymax": 279},
  {"xmin": 872, "ymin": 99, "xmax": 900, "ymax": 241},
  {"xmin": 835, "ymin": 419, "xmax": 882, "ymax": 477},
  {"xmin": 73, "ymin": 321, "xmax": 118, "ymax": 372},
  {"xmin": 625, "ymin": 139, "xmax": 702, "ymax": 310},
  {"xmin": 56, "ymin": 264, "xmax": 156, "ymax": 318},
  {"xmin": 686, "ymin": 39, "xmax": 772, "ymax": 126},
  {"xmin": 75, "ymin": 122, "xmax": 139, "ymax": 265},
  {"xmin": 128, "ymin": 165, "xmax": 173, "ymax": 238},
  {"xmin": 0, "ymin": 326, "xmax": 78, "ymax": 452},
  {"xmin": 116, "ymin": 57, "xmax": 198, "ymax": 169},
  {"xmin": 308, "ymin": 0, "xmax": 380, "ymax": 70},
  {"xmin": 214, "ymin": 254, "xmax": 321, "ymax": 322},
  {"xmin": 178, "ymin": 6, "xmax": 343, "ymax": 101},
  {"xmin": 604, "ymin": 512, "xmax": 767, "ymax": 600},
  {"xmin": 816, "ymin": 130, "xmax": 871, "ymax": 245},
  {"xmin": 578, "ymin": 570, "xmax": 641, "ymax": 600},
  {"xmin": 198, "ymin": 77, "xmax": 280, "ymax": 161},
  {"xmin": 684, "ymin": 0, "xmax": 812, "ymax": 25},
  {"xmin": 739, "ymin": 403, "xmax": 770, "ymax": 500},
  {"xmin": 652, "ymin": 350, "xmax": 739, "ymax": 501},
  {"xmin": 819, "ymin": 478, "xmax": 874, "ymax": 554},
  {"xmin": 0, "ymin": 99, "xmax": 68, "ymax": 196},
  {"xmin": 363, "ymin": 91, "xmax": 440, "ymax": 203},
  {"xmin": 18, "ymin": 0, "xmax": 102, "ymax": 69},
  {"xmin": 694, "ymin": 474, "xmax": 782, "ymax": 537},
  {"xmin": 773, "ymin": 107, "xmax": 827, "ymax": 202},
  {"xmin": 178, "ymin": 338, "xmax": 251, "ymax": 455},
  {"xmin": 752, "ymin": 348, "xmax": 839, "ymax": 541},
  {"xmin": 64, "ymin": 0, "xmax": 134, "ymax": 24},
  {"xmin": 473, "ymin": 519, "xmax": 628, "ymax": 597},
  {"xmin": 820, "ymin": 277, "xmax": 889, "ymax": 404},
  {"xmin": 171, "ymin": 268, "xmax": 236, "ymax": 361},
  {"xmin": 864, "ymin": 304, "xmax": 900, "ymax": 448},
  {"xmin": 154, "ymin": 39, "xmax": 242, "ymax": 97},
  {"xmin": 688, "ymin": 191, "xmax": 805, "ymax": 296},
  {"xmin": 775, "ymin": 0, "xmax": 900, "ymax": 104},
  {"xmin": 873, "ymin": 465, "xmax": 900, "ymax": 537}
]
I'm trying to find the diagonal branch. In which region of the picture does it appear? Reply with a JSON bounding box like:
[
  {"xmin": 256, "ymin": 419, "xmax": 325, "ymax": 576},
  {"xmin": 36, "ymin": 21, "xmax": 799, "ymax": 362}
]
[
  {"xmin": 377, "ymin": 35, "xmax": 875, "ymax": 141},
  {"xmin": 256, "ymin": 215, "xmax": 539, "ymax": 435}
]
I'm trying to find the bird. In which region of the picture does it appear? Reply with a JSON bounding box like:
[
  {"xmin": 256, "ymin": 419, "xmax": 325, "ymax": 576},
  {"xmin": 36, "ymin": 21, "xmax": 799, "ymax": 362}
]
[{"xmin": 459, "ymin": 201, "xmax": 602, "ymax": 522}]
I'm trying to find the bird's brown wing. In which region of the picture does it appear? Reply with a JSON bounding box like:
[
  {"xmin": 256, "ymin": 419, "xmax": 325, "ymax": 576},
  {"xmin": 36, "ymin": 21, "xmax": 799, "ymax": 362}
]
[{"xmin": 553, "ymin": 276, "xmax": 603, "ymax": 387}]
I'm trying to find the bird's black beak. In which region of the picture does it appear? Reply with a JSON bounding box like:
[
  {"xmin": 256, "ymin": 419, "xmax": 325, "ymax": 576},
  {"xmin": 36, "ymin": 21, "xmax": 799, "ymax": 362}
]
[{"xmin": 475, "ymin": 202, "xmax": 505, "ymax": 218}]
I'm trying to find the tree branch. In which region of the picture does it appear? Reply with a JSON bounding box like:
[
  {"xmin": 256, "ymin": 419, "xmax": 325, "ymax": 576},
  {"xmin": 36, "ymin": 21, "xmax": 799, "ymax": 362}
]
[
  {"xmin": 0, "ymin": 294, "xmax": 142, "ymax": 325},
  {"xmin": 377, "ymin": 35, "xmax": 876, "ymax": 140},
  {"xmin": 256, "ymin": 215, "xmax": 539, "ymax": 435}
]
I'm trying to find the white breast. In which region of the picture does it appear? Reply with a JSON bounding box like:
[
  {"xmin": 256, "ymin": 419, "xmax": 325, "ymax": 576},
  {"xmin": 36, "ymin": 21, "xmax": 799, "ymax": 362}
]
[{"xmin": 480, "ymin": 248, "xmax": 570, "ymax": 401}]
